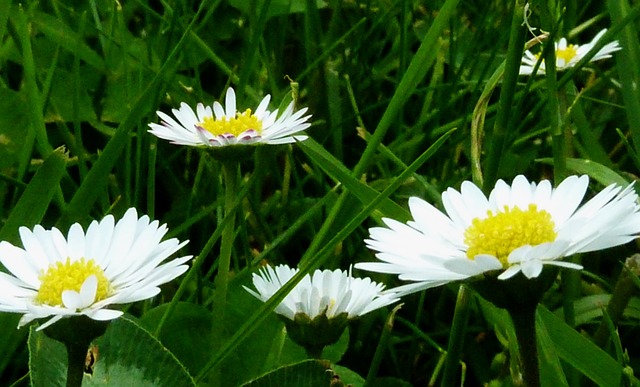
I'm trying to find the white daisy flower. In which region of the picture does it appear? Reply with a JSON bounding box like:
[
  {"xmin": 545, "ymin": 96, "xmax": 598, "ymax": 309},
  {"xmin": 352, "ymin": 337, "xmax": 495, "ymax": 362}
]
[
  {"xmin": 519, "ymin": 29, "xmax": 621, "ymax": 75},
  {"xmin": 244, "ymin": 264, "xmax": 398, "ymax": 320},
  {"xmin": 356, "ymin": 175, "xmax": 640, "ymax": 296},
  {"xmin": 0, "ymin": 208, "xmax": 192, "ymax": 330},
  {"xmin": 148, "ymin": 87, "xmax": 312, "ymax": 147}
]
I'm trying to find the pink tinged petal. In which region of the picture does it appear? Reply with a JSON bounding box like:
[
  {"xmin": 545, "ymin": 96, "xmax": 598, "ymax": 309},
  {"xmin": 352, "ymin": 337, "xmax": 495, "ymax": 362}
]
[{"xmin": 225, "ymin": 87, "xmax": 237, "ymax": 118}]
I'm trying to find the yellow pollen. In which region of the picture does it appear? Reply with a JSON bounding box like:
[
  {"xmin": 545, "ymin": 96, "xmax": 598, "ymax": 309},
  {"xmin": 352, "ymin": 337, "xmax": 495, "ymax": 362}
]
[
  {"xmin": 36, "ymin": 258, "xmax": 111, "ymax": 307},
  {"xmin": 464, "ymin": 204, "xmax": 557, "ymax": 265},
  {"xmin": 534, "ymin": 44, "xmax": 578, "ymax": 66},
  {"xmin": 556, "ymin": 44, "xmax": 578, "ymax": 63},
  {"xmin": 198, "ymin": 109, "xmax": 262, "ymax": 137}
]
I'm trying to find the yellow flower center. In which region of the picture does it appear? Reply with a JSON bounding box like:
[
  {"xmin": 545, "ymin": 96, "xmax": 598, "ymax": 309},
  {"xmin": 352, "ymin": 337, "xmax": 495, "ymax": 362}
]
[
  {"xmin": 556, "ymin": 44, "xmax": 578, "ymax": 64},
  {"xmin": 464, "ymin": 204, "xmax": 557, "ymax": 265},
  {"xmin": 36, "ymin": 258, "xmax": 111, "ymax": 306},
  {"xmin": 199, "ymin": 109, "xmax": 263, "ymax": 137},
  {"xmin": 534, "ymin": 44, "xmax": 578, "ymax": 67}
]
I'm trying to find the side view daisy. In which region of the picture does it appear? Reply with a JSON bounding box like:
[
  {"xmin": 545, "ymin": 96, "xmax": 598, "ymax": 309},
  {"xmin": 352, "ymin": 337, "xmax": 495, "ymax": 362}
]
[
  {"xmin": 356, "ymin": 175, "xmax": 640, "ymax": 296},
  {"xmin": 0, "ymin": 208, "xmax": 192, "ymax": 330},
  {"xmin": 148, "ymin": 87, "xmax": 312, "ymax": 147},
  {"xmin": 519, "ymin": 28, "xmax": 621, "ymax": 75},
  {"xmin": 244, "ymin": 264, "xmax": 398, "ymax": 321},
  {"xmin": 244, "ymin": 264, "xmax": 399, "ymax": 356}
]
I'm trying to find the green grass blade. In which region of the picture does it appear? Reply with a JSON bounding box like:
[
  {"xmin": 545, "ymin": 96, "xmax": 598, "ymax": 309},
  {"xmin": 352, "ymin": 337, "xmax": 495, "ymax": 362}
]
[
  {"xmin": 0, "ymin": 148, "xmax": 66, "ymax": 246},
  {"xmin": 538, "ymin": 306, "xmax": 622, "ymax": 386}
]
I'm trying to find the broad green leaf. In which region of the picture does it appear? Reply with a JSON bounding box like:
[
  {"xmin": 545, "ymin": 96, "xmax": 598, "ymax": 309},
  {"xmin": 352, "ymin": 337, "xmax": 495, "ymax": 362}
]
[
  {"xmin": 331, "ymin": 365, "xmax": 365, "ymax": 387},
  {"xmin": 240, "ymin": 359, "xmax": 332, "ymax": 387},
  {"xmin": 29, "ymin": 317, "xmax": 195, "ymax": 386},
  {"xmin": 538, "ymin": 306, "xmax": 622, "ymax": 386},
  {"xmin": 139, "ymin": 302, "xmax": 213, "ymax": 377}
]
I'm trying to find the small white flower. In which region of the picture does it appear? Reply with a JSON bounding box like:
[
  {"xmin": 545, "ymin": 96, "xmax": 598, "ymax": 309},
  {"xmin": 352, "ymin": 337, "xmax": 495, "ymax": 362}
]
[
  {"xmin": 244, "ymin": 264, "xmax": 398, "ymax": 320},
  {"xmin": 0, "ymin": 208, "xmax": 192, "ymax": 330},
  {"xmin": 148, "ymin": 87, "xmax": 312, "ymax": 147},
  {"xmin": 519, "ymin": 29, "xmax": 621, "ymax": 75},
  {"xmin": 356, "ymin": 175, "xmax": 640, "ymax": 296}
]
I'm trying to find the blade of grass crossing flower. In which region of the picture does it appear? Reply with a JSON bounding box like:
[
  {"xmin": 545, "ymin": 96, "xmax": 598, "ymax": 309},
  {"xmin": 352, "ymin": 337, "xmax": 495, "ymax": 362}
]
[
  {"xmin": 607, "ymin": 0, "xmax": 640, "ymax": 156},
  {"xmin": 56, "ymin": 0, "xmax": 213, "ymax": 228},
  {"xmin": 298, "ymin": 139, "xmax": 410, "ymax": 222},
  {"xmin": 154, "ymin": 168, "xmax": 260, "ymax": 337},
  {"xmin": 195, "ymin": 129, "xmax": 455, "ymax": 382},
  {"xmin": 297, "ymin": 0, "xmax": 460, "ymax": 268}
]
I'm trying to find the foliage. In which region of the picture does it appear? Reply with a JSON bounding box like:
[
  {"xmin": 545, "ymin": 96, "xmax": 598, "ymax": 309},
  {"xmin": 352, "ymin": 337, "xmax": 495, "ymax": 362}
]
[{"xmin": 1, "ymin": 0, "xmax": 640, "ymax": 385}]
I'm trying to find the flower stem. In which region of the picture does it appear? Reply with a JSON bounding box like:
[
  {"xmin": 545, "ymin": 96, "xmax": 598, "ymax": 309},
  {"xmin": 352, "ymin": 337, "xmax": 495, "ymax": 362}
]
[
  {"xmin": 210, "ymin": 160, "xmax": 239, "ymax": 381},
  {"xmin": 510, "ymin": 303, "xmax": 540, "ymax": 387},
  {"xmin": 64, "ymin": 341, "xmax": 87, "ymax": 387},
  {"xmin": 441, "ymin": 285, "xmax": 470, "ymax": 386}
]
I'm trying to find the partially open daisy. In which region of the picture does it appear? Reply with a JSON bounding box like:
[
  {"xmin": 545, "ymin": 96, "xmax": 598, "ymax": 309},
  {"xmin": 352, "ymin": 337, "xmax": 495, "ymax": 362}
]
[
  {"xmin": 519, "ymin": 29, "xmax": 621, "ymax": 75},
  {"xmin": 0, "ymin": 208, "xmax": 192, "ymax": 330},
  {"xmin": 148, "ymin": 87, "xmax": 312, "ymax": 147},
  {"xmin": 244, "ymin": 264, "xmax": 398, "ymax": 355},
  {"xmin": 356, "ymin": 175, "xmax": 640, "ymax": 296},
  {"xmin": 244, "ymin": 264, "xmax": 398, "ymax": 321}
]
